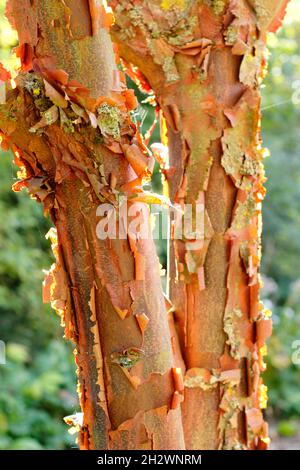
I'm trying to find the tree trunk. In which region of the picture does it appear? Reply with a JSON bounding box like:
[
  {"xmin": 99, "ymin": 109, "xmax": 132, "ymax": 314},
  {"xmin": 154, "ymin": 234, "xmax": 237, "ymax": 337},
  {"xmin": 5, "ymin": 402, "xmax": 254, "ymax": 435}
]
[
  {"xmin": 109, "ymin": 0, "xmax": 290, "ymax": 449},
  {"xmin": 0, "ymin": 0, "xmax": 185, "ymax": 450}
]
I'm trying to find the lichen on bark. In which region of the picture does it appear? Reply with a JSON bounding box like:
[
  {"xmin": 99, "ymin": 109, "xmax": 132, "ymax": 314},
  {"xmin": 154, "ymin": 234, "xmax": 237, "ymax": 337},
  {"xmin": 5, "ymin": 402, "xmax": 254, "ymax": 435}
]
[
  {"xmin": 0, "ymin": 0, "xmax": 185, "ymax": 450},
  {"xmin": 108, "ymin": 0, "xmax": 290, "ymax": 450}
]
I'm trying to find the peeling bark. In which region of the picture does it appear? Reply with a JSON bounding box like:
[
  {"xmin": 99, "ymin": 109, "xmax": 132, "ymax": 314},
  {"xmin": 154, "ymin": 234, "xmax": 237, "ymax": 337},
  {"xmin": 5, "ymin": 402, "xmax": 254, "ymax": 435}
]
[
  {"xmin": 109, "ymin": 0, "xmax": 289, "ymax": 449},
  {"xmin": 0, "ymin": 0, "xmax": 185, "ymax": 450}
]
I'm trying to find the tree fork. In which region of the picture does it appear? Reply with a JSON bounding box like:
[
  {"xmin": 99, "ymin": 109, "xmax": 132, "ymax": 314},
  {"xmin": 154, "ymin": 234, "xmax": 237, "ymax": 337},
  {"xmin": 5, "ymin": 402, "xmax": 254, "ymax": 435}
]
[
  {"xmin": 109, "ymin": 0, "xmax": 290, "ymax": 449},
  {"xmin": 0, "ymin": 0, "xmax": 185, "ymax": 450}
]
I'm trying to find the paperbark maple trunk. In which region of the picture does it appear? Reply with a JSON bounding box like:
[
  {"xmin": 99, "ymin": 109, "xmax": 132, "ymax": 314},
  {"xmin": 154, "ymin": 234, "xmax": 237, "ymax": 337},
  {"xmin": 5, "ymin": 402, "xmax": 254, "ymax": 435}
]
[
  {"xmin": 0, "ymin": 0, "xmax": 185, "ymax": 450},
  {"xmin": 109, "ymin": 0, "xmax": 290, "ymax": 450}
]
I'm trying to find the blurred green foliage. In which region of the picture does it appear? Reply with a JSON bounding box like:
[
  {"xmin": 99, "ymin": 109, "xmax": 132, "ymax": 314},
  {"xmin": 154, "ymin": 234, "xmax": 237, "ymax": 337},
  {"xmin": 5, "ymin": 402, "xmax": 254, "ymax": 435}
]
[
  {"xmin": 0, "ymin": 0, "xmax": 300, "ymax": 450},
  {"xmin": 0, "ymin": 341, "xmax": 77, "ymax": 449},
  {"xmin": 261, "ymin": 2, "xmax": 300, "ymax": 427}
]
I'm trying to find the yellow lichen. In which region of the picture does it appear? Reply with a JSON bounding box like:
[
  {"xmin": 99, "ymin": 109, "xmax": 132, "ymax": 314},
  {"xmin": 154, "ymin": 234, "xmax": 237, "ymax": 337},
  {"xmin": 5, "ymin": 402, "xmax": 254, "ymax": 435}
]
[
  {"xmin": 161, "ymin": 0, "xmax": 189, "ymax": 10},
  {"xmin": 218, "ymin": 385, "xmax": 244, "ymax": 450},
  {"xmin": 231, "ymin": 195, "xmax": 257, "ymax": 231},
  {"xmin": 162, "ymin": 56, "xmax": 180, "ymax": 83},
  {"xmin": 259, "ymin": 384, "xmax": 268, "ymax": 409},
  {"xmin": 97, "ymin": 102, "xmax": 122, "ymax": 139},
  {"xmin": 184, "ymin": 368, "xmax": 240, "ymax": 391},
  {"xmin": 224, "ymin": 308, "xmax": 243, "ymax": 360},
  {"xmin": 184, "ymin": 368, "xmax": 217, "ymax": 390},
  {"xmin": 253, "ymin": 0, "xmax": 288, "ymax": 31},
  {"xmin": 206, "ymin": 0, "xmax": 225, "ymax": 15}
]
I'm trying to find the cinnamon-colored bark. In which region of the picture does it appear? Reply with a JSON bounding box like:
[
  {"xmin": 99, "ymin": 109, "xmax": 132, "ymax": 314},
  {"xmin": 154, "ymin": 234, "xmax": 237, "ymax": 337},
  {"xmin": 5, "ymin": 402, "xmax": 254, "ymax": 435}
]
[
  {"xmin": 0, "ymin": 0, "xmax": 185, "ymax": 450},
  {"xmin": 0, "ymin": 0, "xmax": 290, "ymax": 450},
  {"xmin": 109, "ymin": 0, "xmax": 290, "ymax": 449}
]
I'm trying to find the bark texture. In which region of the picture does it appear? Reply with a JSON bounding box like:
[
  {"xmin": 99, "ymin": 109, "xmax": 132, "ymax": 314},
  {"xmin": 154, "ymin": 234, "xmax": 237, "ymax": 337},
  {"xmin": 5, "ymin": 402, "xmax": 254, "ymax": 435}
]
[
  {"xmin": 0, "ymin": 0, "xmax": 185, "ymax": 450},
  {"xmin": 109, "ymin": 0, "xmax": 290, "ymax": 449}
]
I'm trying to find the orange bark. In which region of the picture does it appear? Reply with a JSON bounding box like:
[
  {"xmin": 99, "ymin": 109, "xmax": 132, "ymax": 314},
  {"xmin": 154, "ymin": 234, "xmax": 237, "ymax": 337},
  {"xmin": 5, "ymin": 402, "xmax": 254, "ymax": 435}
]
[
  {"xmin": 109, "ymin": 0, "xmax": 290, "ymax": 449},
  {"xmin": 0, "ymin": 0, "xmax": 185, "ymax": 449}
]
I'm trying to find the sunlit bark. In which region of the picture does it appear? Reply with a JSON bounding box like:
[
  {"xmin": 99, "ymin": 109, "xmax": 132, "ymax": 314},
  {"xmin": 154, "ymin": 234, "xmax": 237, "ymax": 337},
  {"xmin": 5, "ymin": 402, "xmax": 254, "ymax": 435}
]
[
  {"xmin": 0, "ymin": 0, "xmax": 185, "ymax": 450},
  {"xmin": 109, "ymin": 0, "xmax": 290, "ymax": 449}
]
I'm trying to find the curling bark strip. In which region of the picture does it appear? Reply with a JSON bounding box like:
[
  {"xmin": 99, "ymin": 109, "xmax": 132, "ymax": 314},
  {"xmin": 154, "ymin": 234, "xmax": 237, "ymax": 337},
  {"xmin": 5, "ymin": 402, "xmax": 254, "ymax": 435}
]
[
  {"xmin": 0, "ymin": 0, "xmax": 185, "ymax": 450},
  {"xmin": 109, "ymin": 0, "xmax": 289, "ymax": 449}
]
